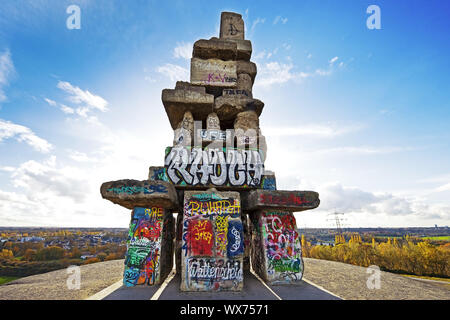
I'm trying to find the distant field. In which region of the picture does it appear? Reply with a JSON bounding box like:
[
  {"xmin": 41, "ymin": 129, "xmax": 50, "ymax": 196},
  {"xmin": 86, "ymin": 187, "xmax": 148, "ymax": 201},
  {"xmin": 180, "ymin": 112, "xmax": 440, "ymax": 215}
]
[
  {"xmin": 0, "ymin": 277, "xmax": 20, "ymax": 285},
  {"xmin": 421, "ymin": 236, "xmax": 450, "ymax": 241}
]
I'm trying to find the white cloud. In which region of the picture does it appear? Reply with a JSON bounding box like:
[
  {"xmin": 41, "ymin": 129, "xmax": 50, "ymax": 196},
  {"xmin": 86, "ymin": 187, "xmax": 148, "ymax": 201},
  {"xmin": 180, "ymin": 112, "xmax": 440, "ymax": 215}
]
[
  {"xmin": 329, "ymin": 56, "xmax": 339, "ymax": 65},
  {"xmin": 0, "ymin": 155, "xmax": 128, "ymax": 227},
  {"xmin": 265, "ymin": 124, "xmax": 363, "ymax": 138},
  {"xmin": 44, "ymin": 98, "xmax": 57, "ymax": 107},
  {"xmin": 282, "ymin": 43, "xmax": 291, "ymax": 51},
  {"xmin": 299, "ymin": 182, "xmax": 450, "ymax": 221},
  {"xmin": 173, "ymin": 42, "xmax": 192, "ymax": 60},
  {"xmin": 68, "ymin": 150, "xmax": 98, "ymax": 163},
  {"xmin": 256, "ymin": 61, "xmax": 334, "ymax": 87},
  {"xmin": 0, "ymin": 49, "xmax": 15, "ymax": 103},
  {"xmin": 57, "ymin": 81, "xmax": 108, "ymax": 112},
  {"xmin": 310, "ymin": 146, "xmax": 416, "ymax": 156},
  {"xmin": 60, "ymin": 104, "xmax": 75, "ymax": 114},
  {"xmin": 251, "ymin": 17, "xmax": 266, "ymax": 33},
  {"xmin": 435, "ymin": 182, "xmax": 450, "ymax": 192},
  {"xmin": 0, "ymin": 118, "xmax": 53, "ymax": 153},
  {"xmin": 273, "ymin": 16, "xmax": 288, "ymax": 25},
  {"xmin": 157, "ymin": 63, "xmax": 189, "ymax": 82}
]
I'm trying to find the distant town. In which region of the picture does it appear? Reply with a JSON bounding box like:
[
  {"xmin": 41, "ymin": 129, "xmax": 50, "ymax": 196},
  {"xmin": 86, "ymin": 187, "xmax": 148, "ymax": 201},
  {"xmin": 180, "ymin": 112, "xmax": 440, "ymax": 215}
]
[{"xmin": 0, "ymin": 226, "xmax": 448, "ymax": 285}]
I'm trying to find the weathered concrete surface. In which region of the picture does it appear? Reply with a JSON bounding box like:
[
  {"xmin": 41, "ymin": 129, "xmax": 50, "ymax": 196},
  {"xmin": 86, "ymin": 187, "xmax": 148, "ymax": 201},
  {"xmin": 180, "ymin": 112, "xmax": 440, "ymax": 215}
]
[
  {"xmin": 180, "ymin": 189, "xmax": 244, "ymax": 292},
  {"xmin": 148, "ymin": 166, "xmax": 168, "ymax": 182},
  {"xmin": 261, "ymin": 172, "xmax": 277, "ymax": 191},
  {"xmin": 195, "ymin": 37, "xmax": 252, "ymax": 61},
  {"xmin": 100, "ymin": 179, "xmax": 178, "ymax": 210},
  {"xmin": 173, "ymin": 111, "xmax": 194, "ymax": 146},
  {"xmin": 236, "ymin": 73, "xmax": 253, "ymax": 92},
  {"xmin": 234, "ymin": 110, "xmax": 260, "ymax": 131},
  {"xmin": 222, "ymin": 88, "xmax": 252, "ymax": 99},
  {"xmin": 214, "ymin": 95, "xmax": 263, "ymax": 123},
  {"xmin": 124, "ymin": 207, "xmax": 174, "ymax": 286},
  {"xmin": 237, "ymin": 61, "xmax": 257, "ymax": 83},
  {"xmin": 162, "ymin": 88, "xmax": 214, "ymax": 130},
  {"xmin": 243, "ymin": 190, "xmax": 320, "ymax": 212},
  {"xmin": 175, "ymin": 81, "xmax": 206, "ymax": 94},
  {"xmin": 164, "ymin": 147, "xmax": 265, "ymax": 189},
  {"xmin": 230, "ymin": 39, "xmax": 252, "ymax": 61},
  {"xmin": 250, "ymin": 210, "xmax": 303, "ymax": 285},
  {"xmin": 190, "ymin": 58, "xmax": 237, "ymax": 87},
  {"xmin": 303, "ymin": 258, "xmax": 450, "ymax": 300},
  {"xmin": 193, "ymin": 38, "xmax": 237, "ymax": 61},
  {"xmin": 220, "ymin": 12, "xmax": 245, "ymax": 40}
]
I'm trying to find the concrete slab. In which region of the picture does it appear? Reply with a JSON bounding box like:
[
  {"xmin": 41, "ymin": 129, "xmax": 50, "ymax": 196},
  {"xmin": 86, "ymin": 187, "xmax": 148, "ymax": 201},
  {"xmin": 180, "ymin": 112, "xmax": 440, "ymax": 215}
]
[
  {"xmin": 243, "ymin": 189, "xmax": 320, "ymax": 212},
  {"xmin": 269, "ymin": 282, "xmax": 341, "ymax": 300},
  {"xmin": 159, "ymin": 272, "xmax": 278, "ymax": 300},
  {"xmin": 100, "ymin": 180, "xmax": 178, "ymax": 210},
  {"xmin": 102, "ymin": 284, "xmax": 160, "ymax": 300}
]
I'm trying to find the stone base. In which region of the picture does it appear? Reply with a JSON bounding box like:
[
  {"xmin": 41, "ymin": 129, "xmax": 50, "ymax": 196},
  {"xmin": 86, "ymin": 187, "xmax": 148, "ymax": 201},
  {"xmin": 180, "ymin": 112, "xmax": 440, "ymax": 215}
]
[{"xmin": 250, "ymin": 210, "xmax": 303, "ymax": 285}]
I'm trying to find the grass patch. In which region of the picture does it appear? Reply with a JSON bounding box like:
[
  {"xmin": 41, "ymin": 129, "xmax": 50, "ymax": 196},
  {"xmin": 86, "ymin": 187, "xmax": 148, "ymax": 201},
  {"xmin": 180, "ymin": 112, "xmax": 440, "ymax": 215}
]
[{"xmin": 0, "ymin": 276, "xmax": 20, "ymax": 285}]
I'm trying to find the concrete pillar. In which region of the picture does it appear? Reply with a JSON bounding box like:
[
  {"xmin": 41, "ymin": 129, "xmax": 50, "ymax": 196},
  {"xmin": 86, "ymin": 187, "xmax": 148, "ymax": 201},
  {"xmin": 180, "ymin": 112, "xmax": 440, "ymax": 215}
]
[
  {"xmin": 250, "ymin": 210, "xmax": 303, "ymax": 285},
  {"xmin": 123, "ymin": 206, "xmax": 174, "ymax": 286},
  {"xmin": 180, "ymin": 190, "xmax": 244, "ymax": 291}
]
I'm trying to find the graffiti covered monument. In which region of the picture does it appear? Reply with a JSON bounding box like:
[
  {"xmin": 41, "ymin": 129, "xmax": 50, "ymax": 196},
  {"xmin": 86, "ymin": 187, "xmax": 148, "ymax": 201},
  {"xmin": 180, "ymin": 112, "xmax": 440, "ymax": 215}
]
[{"xmin": 101, "ymin": 12, "xmax": 320, "ymax": 291}]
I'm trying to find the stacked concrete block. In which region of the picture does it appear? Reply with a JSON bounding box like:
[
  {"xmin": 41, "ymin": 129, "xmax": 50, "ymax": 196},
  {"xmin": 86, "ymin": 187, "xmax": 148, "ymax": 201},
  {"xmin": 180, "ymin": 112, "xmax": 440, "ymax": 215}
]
[
  {"xmin": 180, "ymin": 190, "xmax": 244, "ymax": 291},
  {"xmin": 100, "ymin": 180, "xmax": 178, "ymax": 286},
  {"xmin": 100, "ymin": 11, "xmax": 321, "ymax": 291},
  {"xmin": 124, "ymin": 207, "xmax": 174, "ymax": 286}
]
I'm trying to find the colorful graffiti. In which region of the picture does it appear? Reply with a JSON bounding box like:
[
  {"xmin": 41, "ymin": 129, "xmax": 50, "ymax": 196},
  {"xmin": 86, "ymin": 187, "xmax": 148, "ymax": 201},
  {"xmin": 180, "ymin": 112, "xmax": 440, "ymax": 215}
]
[
  {"xmin": 223, "ymin": 89, "xmax": 250, "ymax": 96},
  {"xmin": 215, "ymin": 215, "xmax": 229, "ymax": 257},
  {"xmin": 181, "ymin": 192, "xmax": 244, "ymax": 291},
  {"xmin": 187, "ymin": 219, "xmax": 214, "ymax": 256},
  {"xmin": 227, "ymin": 221, "xmax": 244, "ymax": 258},
  {"xmin": 254, "ymin": 211, "xmax": 303, "ymax": 284},
  {"xmin": 151, "ymin": 167, "xmax": 168, "ymax": 182},
  {"xmin": 164, "ymin": 147, "xmax": 264, "ymax": 187},
  {"xmin": 184, "ymin": 198, "xmax": 241, "ymax": 217},
  {"xmin": 107, "ymin": 184, "xmax": 167, "ymax": 195},
  {"xmin": 259, "ymin": 193, "xmax": 315, "ymax": 207},
  {"xmin": 124, "ymin": 207, "xmax": 165, "ymax": 287},
  {"xmin": 202, "ymin": 73, "xmax": 237, "ymax": 84},
  {"xmin": 261, "ymin": 176, "xmax": 277, "ymax": 191}
]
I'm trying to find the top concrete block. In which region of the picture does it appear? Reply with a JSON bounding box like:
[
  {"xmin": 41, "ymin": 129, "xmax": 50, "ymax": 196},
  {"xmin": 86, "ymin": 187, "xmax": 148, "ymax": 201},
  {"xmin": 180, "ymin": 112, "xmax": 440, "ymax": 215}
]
[{"xmin": 220, "ymin": 12, "xmax": 245, "ymax": 40}]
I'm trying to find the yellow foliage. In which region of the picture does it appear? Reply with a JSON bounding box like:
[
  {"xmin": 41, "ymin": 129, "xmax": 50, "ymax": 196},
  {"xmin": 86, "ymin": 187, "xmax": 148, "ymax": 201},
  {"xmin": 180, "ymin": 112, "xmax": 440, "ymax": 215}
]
[{"xmin": 305, "ymin": 236, "xmax": 450, "ymax": 278}]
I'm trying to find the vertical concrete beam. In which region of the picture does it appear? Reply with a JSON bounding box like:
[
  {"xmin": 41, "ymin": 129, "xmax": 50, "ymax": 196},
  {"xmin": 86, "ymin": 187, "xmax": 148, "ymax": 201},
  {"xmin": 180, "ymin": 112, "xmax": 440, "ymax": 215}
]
[
  {"xmin": 123, "ymin": 206, "xmax": 174, "ymax": 286},
  {"xmin": 250, "ymin": 210, "xmax": 303, "ymax": 285},
  {"xmin": 220, "ymin": 12, "xmax": 245, "ymax": 40},
  {"xmin": 180, "ymin": 190, "xmax": 244, "ymax": 291}
]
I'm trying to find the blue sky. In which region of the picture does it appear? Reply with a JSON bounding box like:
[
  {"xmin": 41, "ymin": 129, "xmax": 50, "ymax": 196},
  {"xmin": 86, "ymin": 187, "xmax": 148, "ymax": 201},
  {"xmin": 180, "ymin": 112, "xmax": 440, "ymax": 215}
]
[{"xmin": 0, "ymin": 0, "xmax": 449, "ymax": 227}]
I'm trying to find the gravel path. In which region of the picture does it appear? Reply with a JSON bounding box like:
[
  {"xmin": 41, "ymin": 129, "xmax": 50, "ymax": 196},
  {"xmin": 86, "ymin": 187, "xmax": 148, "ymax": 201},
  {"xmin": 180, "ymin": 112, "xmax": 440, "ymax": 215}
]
[
  {"xmin": 0, "ymin": 258, "xmax": 448, "ymax": 300},
  {"xmin": 0, "ymin": 260, "xmax": 124, "ymax": 300},
  {"xmin": 302, "ymin": 258, "xmax": 450, "ymax": 300}
]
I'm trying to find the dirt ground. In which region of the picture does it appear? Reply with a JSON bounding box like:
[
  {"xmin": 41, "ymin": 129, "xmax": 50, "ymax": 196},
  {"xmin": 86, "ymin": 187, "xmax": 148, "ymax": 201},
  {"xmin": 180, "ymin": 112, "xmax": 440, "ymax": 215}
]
[{"xmin": 0, "ymin": 258, "xmax": 448, "ymax": 300}]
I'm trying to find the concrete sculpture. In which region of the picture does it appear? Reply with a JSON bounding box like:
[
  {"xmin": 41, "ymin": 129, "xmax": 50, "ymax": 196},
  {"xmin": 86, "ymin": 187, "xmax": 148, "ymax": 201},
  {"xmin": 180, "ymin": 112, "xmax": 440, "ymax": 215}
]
[{"xmin": 101, "ymin": 11, "xmax": 320, "ymax": 291}]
